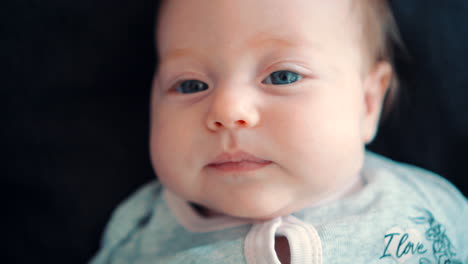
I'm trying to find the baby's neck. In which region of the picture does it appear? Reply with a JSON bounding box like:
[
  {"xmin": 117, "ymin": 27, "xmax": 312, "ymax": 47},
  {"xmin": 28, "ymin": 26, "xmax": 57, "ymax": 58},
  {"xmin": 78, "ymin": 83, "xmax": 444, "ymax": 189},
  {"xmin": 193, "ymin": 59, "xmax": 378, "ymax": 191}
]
[
  {"xmin": 190, "ymin": 173, "xmax": 364, "ymax": 219},
  {"xmin": 190, "ymin": 203, "xmax": 225, "ymax": 218}
]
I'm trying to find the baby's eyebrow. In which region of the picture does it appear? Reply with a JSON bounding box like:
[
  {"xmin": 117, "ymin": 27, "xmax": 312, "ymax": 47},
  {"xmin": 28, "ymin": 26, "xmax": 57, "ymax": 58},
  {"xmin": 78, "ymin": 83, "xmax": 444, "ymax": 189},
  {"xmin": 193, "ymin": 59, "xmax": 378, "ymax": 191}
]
[
  {"xmin": 246, "ymin": 34, "xmax": 301, "ymax": 50},
  {"xmin": 158, "ymin": 34, "xmax": 316, "ymax": 67},
  {"xmin": 159, "ymin": 48, "xmax": 201, "ymax": 66}
]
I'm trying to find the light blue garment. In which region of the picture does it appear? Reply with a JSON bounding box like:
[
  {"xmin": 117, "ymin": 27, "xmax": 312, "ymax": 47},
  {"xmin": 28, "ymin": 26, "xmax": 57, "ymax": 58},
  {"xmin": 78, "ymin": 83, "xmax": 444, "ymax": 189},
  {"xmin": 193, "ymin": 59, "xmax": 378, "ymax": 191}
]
[{"xmin": 90, "ymin": 152, "xmax": 467, "ymax": 263}]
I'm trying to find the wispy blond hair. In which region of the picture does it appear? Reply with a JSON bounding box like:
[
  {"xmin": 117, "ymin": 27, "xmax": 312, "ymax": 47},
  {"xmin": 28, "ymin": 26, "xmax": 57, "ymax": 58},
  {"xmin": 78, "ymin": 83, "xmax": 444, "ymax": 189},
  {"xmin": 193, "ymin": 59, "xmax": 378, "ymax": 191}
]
[{"xmin": 357, "ymin": 0, "xmax": 405, "ymax": 112}]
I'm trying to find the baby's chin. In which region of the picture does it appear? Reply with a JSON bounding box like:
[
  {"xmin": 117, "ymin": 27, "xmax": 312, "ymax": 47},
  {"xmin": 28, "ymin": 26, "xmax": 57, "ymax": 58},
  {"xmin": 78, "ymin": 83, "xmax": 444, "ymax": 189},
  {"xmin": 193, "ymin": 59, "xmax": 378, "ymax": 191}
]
[{"xmin": 200, "ymin": 195, "xmax": 304, "ymax": 221}]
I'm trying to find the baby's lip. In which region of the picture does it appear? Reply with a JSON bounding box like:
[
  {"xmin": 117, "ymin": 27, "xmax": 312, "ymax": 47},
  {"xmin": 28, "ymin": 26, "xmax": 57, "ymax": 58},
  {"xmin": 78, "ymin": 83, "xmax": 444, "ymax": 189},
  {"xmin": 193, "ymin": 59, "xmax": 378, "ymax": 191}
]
[{"xmin": 208, "ymin": 151, "xmax": 271, "ymax": 165}]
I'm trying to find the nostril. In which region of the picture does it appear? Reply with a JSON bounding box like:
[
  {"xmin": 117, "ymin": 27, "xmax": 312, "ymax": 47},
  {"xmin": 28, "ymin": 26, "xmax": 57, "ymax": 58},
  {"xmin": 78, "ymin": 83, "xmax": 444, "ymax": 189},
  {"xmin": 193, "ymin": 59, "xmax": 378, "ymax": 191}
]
[
  {"xmin": 214, "ymin": 121, "xmax": 223, "ymax": 128},
  {"xmin": 236, "ymin": 120, "xmax": 247, "ymax": 126}
]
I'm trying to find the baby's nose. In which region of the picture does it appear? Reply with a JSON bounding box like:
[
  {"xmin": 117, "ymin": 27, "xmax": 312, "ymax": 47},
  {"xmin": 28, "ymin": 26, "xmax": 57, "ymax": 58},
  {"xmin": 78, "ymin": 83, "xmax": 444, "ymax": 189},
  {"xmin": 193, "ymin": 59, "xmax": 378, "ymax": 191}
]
[
  {"xmin": 205, "ymin": 88, "xmax": 260, "ymax": 131},
  {"xmin": 208, "ymin": 119, "xmax": 249, "ymax": 130}
]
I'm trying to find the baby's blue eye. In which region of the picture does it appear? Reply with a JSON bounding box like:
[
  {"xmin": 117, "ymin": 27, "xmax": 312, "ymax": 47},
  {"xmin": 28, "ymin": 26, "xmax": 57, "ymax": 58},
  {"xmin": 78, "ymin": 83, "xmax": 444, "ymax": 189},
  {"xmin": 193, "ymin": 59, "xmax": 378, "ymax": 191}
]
[
  {"xmin": 263, "ymin": 70, "xmax": 302, "ymax": 85},
  {"xmin": 176, "ymin": 80, "xmax": 209, "ymax": 94}
]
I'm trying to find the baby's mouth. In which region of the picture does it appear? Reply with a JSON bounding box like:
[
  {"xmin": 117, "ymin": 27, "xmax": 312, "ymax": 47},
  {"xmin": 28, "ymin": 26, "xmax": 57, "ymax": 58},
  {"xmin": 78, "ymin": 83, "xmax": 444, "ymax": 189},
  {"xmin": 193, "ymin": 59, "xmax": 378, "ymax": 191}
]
[
  {"xmin": 207, "ymin": 151, "xmax": 272, "ymax": 172},
  {"xmin": 208, "ymin": 160, "xmax": 272, "ymax": 172}
]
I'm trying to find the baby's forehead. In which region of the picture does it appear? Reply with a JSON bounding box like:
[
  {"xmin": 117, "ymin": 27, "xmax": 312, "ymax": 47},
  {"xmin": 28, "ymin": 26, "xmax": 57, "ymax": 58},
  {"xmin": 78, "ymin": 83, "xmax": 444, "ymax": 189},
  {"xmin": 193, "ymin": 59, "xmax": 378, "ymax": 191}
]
[{"xmin": 157, "ymin": 0, "xmax": 364, "ymax": 57}]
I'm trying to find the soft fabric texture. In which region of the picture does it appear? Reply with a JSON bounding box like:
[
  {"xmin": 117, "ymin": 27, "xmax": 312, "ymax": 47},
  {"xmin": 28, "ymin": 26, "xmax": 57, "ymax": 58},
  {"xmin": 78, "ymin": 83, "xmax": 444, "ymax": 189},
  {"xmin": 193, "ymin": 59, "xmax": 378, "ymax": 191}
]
[{"xmin": 90, "ymin": 152, "xmax": 467, "ymax": 263}]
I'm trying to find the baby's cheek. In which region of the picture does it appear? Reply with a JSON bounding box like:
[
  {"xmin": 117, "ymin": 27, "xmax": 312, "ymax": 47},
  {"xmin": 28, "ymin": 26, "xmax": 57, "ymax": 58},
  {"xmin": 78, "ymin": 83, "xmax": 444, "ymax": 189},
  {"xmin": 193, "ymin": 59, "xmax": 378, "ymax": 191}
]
[
  {"xmin": 150, "ymin": 114, "xmax": 204, "ymax": 193},
  {"xmin": 278, "ymin": 116, "xmax": 363, "ymax": 188},
  {"xmin": 150, "ymin": 119, "xmax": 180, "ymax": 172},
  {"xmin": 150, "ymin": 137, "xmax": 189, "ymax": 198}
]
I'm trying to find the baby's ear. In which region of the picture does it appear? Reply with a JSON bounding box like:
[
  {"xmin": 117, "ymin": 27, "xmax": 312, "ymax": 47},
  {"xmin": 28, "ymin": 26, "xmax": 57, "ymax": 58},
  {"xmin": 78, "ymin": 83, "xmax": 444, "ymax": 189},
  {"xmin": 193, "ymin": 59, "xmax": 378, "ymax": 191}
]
[{"xmin": 362, "ymin": 61, "xmax": 392, "ymax": 144}]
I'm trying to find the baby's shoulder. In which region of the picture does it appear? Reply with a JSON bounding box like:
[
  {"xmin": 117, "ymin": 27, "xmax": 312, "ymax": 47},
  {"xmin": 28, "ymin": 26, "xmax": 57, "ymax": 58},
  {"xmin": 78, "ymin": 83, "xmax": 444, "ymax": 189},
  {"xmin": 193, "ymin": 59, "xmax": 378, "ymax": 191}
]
[
  {"xmin": 364, "ymin": 151, "xmax": 466, "ymax": 210},
  {"xmin": 99, "ymin": 181, "xmax": 162, "ymax": 249},
  {"xmin": 360, "ymin": 152, "xmax": 467, "ymax": 262},
  {"xmin": 364, "ymin": 151, "xmax": 467, "ymax": 239}
]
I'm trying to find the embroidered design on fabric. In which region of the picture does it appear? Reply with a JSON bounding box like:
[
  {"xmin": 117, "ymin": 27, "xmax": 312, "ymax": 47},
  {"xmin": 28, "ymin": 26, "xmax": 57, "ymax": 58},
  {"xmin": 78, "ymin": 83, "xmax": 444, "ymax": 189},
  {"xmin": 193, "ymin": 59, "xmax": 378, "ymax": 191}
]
[
  {"xmin": 380, "ymin": 208, "xmax": 461, "ymax": 264},
  {"xmin": 380, "ymin": 227, "xmax": 427, "ymax": 262},
  {"xmin": 409, "ymin": 208, "xmax": 462, "ymax": 264}
]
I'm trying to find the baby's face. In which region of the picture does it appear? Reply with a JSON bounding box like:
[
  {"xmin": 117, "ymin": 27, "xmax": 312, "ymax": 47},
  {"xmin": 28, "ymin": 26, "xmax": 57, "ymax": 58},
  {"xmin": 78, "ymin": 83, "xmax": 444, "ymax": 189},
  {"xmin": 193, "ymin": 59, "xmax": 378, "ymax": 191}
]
[{"xmin": 150, "ymin": 0, "xmax": 391, "ymax": 219}]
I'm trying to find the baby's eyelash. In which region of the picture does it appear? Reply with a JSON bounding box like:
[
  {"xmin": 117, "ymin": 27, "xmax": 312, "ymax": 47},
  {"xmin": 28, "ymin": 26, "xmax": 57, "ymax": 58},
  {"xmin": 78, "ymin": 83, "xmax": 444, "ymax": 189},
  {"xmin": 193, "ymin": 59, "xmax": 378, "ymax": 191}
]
[
  {"xmin": 175, "ymin": 79, "xmax": 209, "ymax": 94},
  {"xmin": 262, "ymin": 70, "xmax": 303, "ymax": 85},
  {"xmin": 165, "ymin": 67, "xmax": 307, "ymax": 95}
]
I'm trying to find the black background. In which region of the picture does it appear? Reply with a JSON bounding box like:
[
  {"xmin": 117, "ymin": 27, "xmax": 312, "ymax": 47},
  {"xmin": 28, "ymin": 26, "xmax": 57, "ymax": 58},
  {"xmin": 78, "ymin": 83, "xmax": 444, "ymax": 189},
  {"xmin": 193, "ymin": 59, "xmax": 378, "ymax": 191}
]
[{"xmin": 2, "ymin": 1, "xmax": 467, "ymax": 263}]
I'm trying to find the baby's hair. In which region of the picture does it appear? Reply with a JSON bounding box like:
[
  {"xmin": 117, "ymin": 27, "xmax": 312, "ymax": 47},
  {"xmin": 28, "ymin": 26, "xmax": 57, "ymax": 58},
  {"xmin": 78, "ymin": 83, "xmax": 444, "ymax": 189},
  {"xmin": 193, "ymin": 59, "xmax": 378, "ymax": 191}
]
[{"xmin": 357, "ymin": 0, "xmax": 405, "ymax": 112}]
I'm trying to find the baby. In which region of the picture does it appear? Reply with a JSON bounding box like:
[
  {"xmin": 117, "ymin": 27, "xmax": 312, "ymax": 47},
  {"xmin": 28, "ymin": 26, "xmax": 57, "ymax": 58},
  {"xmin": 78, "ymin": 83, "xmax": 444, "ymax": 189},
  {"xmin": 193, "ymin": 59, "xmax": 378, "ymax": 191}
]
[{"xmin": 91, "ymin": 0, "xmax": 467, "ymax": 263}]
